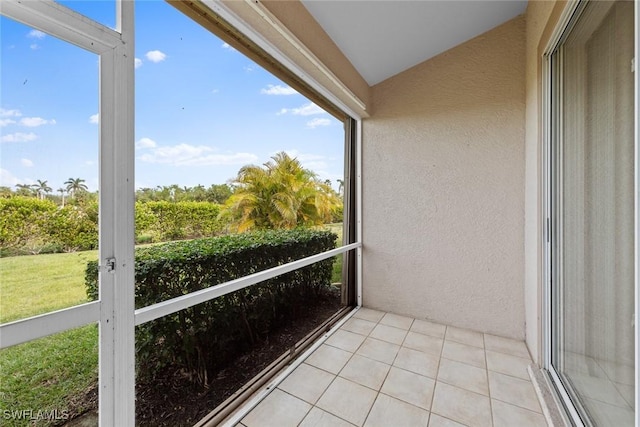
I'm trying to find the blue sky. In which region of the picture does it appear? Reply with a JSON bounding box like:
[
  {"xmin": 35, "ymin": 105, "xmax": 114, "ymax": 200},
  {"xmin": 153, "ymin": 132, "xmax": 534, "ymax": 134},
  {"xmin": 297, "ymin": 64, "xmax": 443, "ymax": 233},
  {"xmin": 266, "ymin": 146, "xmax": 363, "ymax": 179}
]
[{"xmin": 0, "ymin": 1, "xmax": 344, "ymax": 192}]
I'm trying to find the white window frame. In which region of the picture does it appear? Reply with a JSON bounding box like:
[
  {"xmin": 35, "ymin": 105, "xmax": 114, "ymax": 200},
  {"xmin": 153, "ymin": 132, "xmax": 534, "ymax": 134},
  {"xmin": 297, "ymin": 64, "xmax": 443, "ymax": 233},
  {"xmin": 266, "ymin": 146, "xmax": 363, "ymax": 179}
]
[
  {"xmin": 542, "ymin": 1, "xmax": 639, "ymax": 425},
  {"xmin": 0, "ymin": 1, "xmax": 363, "ymax": 425}
]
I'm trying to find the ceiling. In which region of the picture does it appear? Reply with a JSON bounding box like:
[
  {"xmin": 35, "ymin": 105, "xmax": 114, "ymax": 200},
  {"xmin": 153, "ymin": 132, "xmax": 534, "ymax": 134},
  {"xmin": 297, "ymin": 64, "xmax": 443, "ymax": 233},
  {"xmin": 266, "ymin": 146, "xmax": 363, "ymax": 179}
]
[{"xmin": 300, "ymin": 1, "xmax": 528, "ymax": 86}]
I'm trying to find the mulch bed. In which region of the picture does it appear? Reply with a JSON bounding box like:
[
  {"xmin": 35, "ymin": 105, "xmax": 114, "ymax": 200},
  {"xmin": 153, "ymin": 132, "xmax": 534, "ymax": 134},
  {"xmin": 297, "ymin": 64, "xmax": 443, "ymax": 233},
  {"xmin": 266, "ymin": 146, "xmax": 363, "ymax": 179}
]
[{"xmin": 66, "ymin": 290, "xmax": 342, "ymax": 427}]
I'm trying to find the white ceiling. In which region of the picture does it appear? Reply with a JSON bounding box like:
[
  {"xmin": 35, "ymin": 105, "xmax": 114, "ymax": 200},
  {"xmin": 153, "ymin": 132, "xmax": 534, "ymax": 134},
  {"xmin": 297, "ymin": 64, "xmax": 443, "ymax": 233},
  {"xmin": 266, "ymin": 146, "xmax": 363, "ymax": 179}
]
[{"xmin": 300, "ymin": 1, "xmax": 528, "ymax": 86}]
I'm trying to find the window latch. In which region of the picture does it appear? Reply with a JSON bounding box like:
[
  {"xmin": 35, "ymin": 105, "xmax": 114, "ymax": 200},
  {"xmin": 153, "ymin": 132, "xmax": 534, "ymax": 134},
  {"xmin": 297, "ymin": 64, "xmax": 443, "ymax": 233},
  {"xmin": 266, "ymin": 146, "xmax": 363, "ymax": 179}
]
[{"xmin": 105, "ymin": 258, "xmax": 116, "ymax": 273}]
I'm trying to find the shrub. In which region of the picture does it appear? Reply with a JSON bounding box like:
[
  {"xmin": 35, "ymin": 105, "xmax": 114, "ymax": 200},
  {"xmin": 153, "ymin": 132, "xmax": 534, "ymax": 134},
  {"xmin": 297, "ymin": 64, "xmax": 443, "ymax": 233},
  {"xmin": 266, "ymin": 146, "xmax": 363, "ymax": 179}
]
[
  {"xmin": 0, "ymin": 197, "xmax": 57, "ymax": 254},
  {"xmin": 86, "ymin": 229, "xmax": 337, "ymax": 386},
  {"xmin": 135, "ymin": 201, "xmax": 223, "ymax": 243}
]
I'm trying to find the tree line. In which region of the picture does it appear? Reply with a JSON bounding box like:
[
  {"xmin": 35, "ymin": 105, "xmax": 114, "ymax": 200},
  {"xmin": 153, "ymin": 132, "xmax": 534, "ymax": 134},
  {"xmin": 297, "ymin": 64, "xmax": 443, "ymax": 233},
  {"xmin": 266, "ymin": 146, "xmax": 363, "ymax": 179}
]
[{"xmin": 0, "ymin": 153, "xmax": 344, "ymax": 256}]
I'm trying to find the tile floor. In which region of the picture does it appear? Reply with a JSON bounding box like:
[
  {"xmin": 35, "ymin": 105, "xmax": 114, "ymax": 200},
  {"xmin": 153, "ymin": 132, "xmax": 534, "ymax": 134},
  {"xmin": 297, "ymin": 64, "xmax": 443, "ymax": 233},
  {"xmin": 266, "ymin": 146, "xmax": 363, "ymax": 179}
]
[{"xmin": 234, "ymin": 308, "xmax": 548, "ymax": 427}]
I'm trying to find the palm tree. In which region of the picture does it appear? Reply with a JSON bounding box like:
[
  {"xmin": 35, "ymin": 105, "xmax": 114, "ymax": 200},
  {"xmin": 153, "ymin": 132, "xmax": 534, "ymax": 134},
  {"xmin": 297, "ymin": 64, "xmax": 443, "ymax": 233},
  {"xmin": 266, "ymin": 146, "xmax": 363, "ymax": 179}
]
[
  {"xmin": 34, "ymin": 179, "xmax": 52, "ymax": 200},
  {"xmin": 15, "ymin": 183, "xmax": 35, "ymax": 197},
  {"xmin": 64, "ymin": 178, "xmax": 88, "ymax": 199},
  {"xmin": 57, "ymin": 188, "xmax": 66, "ymax": 207},
  {"xmin": 220, "ymin": 152, "xmax": 342, "ymax": 232}
]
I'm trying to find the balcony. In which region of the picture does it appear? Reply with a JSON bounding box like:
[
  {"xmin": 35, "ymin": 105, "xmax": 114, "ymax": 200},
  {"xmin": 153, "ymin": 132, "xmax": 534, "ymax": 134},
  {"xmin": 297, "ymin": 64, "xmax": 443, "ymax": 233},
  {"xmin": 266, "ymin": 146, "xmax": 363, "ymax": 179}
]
[{"xmin": 211, "ymin": 308, "xmax": 547, "ymax": 427}]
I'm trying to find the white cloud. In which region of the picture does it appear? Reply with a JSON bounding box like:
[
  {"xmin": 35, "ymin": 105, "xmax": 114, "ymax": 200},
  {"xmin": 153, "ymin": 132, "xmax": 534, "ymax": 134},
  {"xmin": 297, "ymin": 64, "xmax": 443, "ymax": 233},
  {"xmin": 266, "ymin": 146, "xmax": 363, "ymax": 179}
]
[
  {"xmin": 211, "ymin": 89, "xmax": 220, "ymax": 94},
  {"xmin": 306, "ymin": 118, "xmax": 332, "ymax": 129},
  {"xmin": 138, "ymin": 143, "xmax": 258, "ymax": 166},
  {"xmin": 1, "ymin": 132, "xmax": 37, "ymax": 143},
  {"xmin": 89, "ymin": 114, "xmax": 99, "ymax": 124},
  {"xmin": 0, "ymin": 169, "xmax": 21, "ymax": 187},
  {"xmin": 277, "ymin": 102, "xmax": 325, "ymax": 116},
  {"xmin": 30, "ymin": 44, "xmax": 40, "ymax": 50},
  {"xmin": 21, "ymin": 158, "xmax": 34, "ymax": 167},
  {"xmin": 19, "ymin": 117, "xmax": 56, "ymax": 127},
  {"xmin": 134, "ymin": 58, "xmax": 143, "ymax": 69},
  {"xmin": 221, "ymin": 42, "xmax": 236, "ymax": 51},
  {"xmin": 261, "ymin": 85, "xmax": 298, "ymax": 96},
  {"xmin": 244, "ymin": 66, "xmax": 254, "ymax": 72},
  {"xmin": 0, "ymin": 108, "xmax": 22, "ymax": 117},
  {"xmin": 0, "ymin": 119, "xmax": 16, "ymax": 127},
  {"xmin": 145, "ymin": 50, "xmax": 166, "ymax": 63},
  {"xmin": 135, "ymin": 137, "xmax": 157, "ymax": 149},
  {"xmin": 27, "ymin": 30, "xmax": 46, "ymax": 39}
]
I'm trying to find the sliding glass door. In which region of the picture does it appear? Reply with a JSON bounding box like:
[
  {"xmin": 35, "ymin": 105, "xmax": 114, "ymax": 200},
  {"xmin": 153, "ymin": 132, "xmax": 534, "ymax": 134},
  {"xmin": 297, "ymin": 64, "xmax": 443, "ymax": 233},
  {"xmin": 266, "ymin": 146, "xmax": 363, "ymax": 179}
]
[{"xmin": 548, "ymin": 1, "xmax": 635, "ymax": 425}]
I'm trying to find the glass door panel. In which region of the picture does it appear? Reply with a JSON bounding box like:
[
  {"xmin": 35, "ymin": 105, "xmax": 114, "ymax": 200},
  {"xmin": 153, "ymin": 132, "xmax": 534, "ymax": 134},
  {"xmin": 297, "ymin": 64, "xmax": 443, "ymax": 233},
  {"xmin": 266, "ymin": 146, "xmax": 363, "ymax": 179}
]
[{"xmin": 551, "ymin": 1, "xmax": 635, "ymax": 425}]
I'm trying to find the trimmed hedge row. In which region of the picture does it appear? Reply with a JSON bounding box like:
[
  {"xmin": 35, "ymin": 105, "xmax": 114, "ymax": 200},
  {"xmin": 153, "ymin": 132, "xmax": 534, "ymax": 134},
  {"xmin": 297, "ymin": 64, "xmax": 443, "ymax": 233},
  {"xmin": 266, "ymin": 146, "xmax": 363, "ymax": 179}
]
[
  {"xmin": 86, "ymin": 229, "xmax": 337, "ymax": 386},
  {"xmin": 135, "ymin": 201, "xmax": 223, "ymax": 243}
]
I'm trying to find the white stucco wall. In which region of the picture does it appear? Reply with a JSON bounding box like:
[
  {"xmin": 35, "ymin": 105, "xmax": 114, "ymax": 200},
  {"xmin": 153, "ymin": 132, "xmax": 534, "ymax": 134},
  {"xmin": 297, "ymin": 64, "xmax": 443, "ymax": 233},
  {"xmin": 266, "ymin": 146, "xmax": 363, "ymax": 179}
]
[{"xmin": 361, "ymin": 16, "xmax": 526, "ymax": 339}]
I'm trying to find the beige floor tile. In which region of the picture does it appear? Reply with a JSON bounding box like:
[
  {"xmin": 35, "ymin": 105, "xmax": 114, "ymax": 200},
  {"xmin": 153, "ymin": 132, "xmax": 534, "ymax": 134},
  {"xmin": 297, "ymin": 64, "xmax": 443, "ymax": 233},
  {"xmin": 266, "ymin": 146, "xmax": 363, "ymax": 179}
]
[
  {"xmin": 411, "ymin": 319, "xmax": 446, "ymax": 338},
  {"xmin": 438, "ymin": 358, "xmax": 488, "ymax": 396},
  {"xmin": 441, "ymin": 340, "xmax": 486, "ymax": 369},
  {"xmin": 484, "ymin": 334, "xmax": 530, "ymax": 359},
  {"xmin": 353, "ymin": 308, "xmax": 385, "ymax": 323},
  {"xmin": 485, "ymin": 350, "xmax": 530, "ymax": 380},
  {"xmin": 403, "ymin": 331, "xmax": 443, "ymax": 356},
  {"xmin": 299, "ymin": 407, "xmax": 356, "ymax": 427},
  {"xmin": 445, "ymin": 326, "xmax": 484, "ymax": 348},
  {"xmin": 305, "ymin": 344, "xmax": 353, "ymax": 375},
  {"xmin": 326, "ymin": 329, "xmax": 367, "ymax": 353},
  {"xmin": 242, "ymin": 389, "xmax": 311, "ymax": 427},
  {"xmin": 341, "ymin": 318, "xmax": 378, "ymax": 336},
  {"xmin": 339, "ymin": 354, "xmax": 390, "ymax": 390},
  {"xmin": 364, "ymin": 393, "xmax": 430, "ymax": 427},
  {"xmin": 369, "ymin": 323, "xmax": 408, "ymax": 345},
  {"xmin": 380, "ymin": 366, "xmax": 435, "ymax": 410},
  {"xmin": 488, "ymin": 371, "xmax": 541, "ymax": 413},
  {"xmin": 431, "ymin": 382, "xmax": 492, "ymax": 427},
  {"xmin": 356, "ymin": 337, "xmax": 400, "ymax": 365},
  {"xmin": 393, "ymin": 346, "xmax": 439, "ymax": 379},
  {"xmin": 278, "ymin": 363, "xmax": 335, "ymax": 404},
  {"xmin": 585, "ymin": 398, "xmax": 635, "ymax": 426},
  {"xmin": 428, "ymin": 414, "xmax": 466, "ymax": 427},
  {"xmin": 380, "ymin": 312, "xmax": 414, "ymax": 330},
  {"xmin": 316, "ymin": 377, "xmax": 377, "ymax": 426},
  {"xmin": 492, "ymin": 399, "xmax": 547, "ymax": 427}
]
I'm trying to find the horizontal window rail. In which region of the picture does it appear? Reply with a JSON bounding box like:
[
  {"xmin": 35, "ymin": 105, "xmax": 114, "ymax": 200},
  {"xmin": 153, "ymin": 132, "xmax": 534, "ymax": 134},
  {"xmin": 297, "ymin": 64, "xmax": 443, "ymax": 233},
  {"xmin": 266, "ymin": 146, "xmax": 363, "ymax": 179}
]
[
  {"xmin": 134, "ymin": 242, "xmax": 361, "ymax": 326},
  {"xmin": 0, "ymin": 301, "xmax": 101, "ymax": 349},
  {"xmin": 3, "ymin": 0, "xmax": 121, "ymax": 54}
]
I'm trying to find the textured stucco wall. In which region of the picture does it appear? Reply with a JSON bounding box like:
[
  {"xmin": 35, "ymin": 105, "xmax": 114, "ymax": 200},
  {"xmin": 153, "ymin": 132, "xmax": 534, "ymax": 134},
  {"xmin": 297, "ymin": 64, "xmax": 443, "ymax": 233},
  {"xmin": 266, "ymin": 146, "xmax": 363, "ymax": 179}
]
[{"xmin": 362, "ymin": 16, "xmax": 526, "ymax": 339}]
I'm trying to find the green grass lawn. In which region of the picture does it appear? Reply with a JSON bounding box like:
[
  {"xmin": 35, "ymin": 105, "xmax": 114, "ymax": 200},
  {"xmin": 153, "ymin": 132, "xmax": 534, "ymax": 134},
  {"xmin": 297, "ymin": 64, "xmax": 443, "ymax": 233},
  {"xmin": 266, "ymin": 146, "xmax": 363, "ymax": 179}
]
[
  {"xmin": 0, "ymin": 251, "xmax": 98, "ymax": 426},
  {"xmin": 0, "ymin": 251, "xmax": 97, "ymax": 324}
]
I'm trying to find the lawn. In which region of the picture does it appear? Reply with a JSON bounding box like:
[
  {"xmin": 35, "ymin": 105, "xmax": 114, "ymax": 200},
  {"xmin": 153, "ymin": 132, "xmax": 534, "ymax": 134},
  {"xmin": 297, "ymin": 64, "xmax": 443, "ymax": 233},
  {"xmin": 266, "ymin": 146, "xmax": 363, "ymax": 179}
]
[
  {"xmin": 0, "ymin": 251, "xmax": 99, "ymax": 426},
  {"xmin": 0, "ymin": 251, "xmax": 97, "ymax": 324}
]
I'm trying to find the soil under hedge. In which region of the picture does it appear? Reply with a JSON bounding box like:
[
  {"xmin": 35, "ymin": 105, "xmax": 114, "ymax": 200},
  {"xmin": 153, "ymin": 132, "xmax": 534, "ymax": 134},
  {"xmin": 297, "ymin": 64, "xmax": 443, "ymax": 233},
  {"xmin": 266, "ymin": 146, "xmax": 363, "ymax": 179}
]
[{"xmin": 67, "ymin": 289, "xmax": 342, "ymax": 427}]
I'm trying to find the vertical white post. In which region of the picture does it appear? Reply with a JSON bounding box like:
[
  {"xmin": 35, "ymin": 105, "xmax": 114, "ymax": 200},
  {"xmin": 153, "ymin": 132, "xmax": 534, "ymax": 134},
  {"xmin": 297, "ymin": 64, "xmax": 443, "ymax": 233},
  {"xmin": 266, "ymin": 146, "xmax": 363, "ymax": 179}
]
[
  {"xmin": 356, "ymin": 119, "xmax": 363, "ymax": 307},
  {"xmin": 635, "ymin": 1, "xmax": 640, "ymax": 424},
  {"xmin": 99, "ymin": 1, "xmax": 135, "ymax": 426}
]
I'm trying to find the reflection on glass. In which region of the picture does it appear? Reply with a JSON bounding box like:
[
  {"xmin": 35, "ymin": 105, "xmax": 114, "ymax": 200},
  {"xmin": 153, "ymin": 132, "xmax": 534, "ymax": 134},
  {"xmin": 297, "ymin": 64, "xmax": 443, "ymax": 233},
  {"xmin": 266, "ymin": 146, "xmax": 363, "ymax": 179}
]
[{"xmin": 552, "ymin": 1, "xmax": 635, "ymax": 425}]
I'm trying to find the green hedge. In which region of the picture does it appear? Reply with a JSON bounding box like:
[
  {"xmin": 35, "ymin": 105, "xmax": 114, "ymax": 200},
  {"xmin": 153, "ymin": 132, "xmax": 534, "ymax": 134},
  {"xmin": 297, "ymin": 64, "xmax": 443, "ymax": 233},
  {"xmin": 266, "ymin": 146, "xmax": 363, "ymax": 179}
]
[
  {"xmin": 135, "ymin": 201, "xmax": 223, "ymax": 243},
  {"xmin": 86, "ymin": 229, "xmax": 337, "ymax": 386}
]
